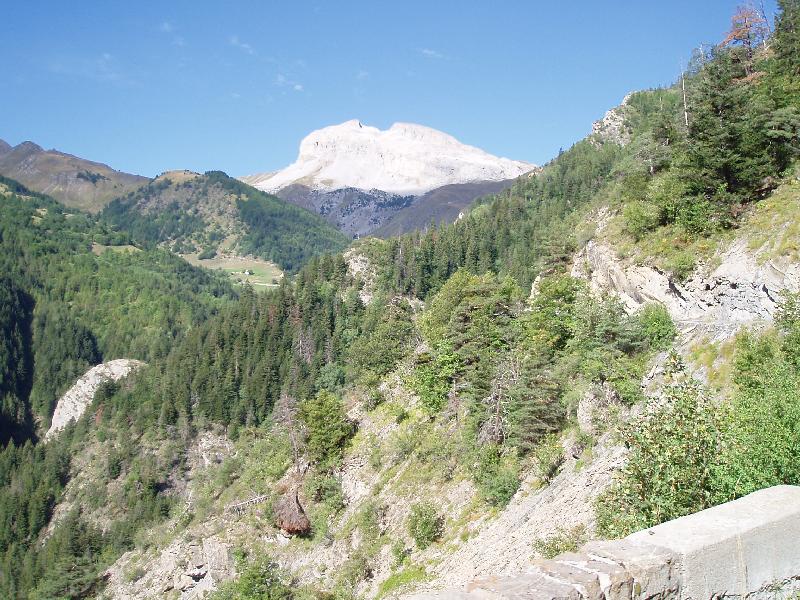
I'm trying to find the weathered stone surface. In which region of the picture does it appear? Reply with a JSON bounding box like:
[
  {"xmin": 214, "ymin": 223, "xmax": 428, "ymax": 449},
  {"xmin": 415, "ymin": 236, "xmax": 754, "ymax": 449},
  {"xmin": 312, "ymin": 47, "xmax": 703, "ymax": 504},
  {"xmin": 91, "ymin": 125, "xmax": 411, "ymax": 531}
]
[
  {"xmin": 45, "ymin": 359, "xmax": 144, "ymax": 440},
  {"xmin": 571, "ymin": 239, "xmax": 800, "ymax": 347},
  {"xmin": 468, "ymin": 572, "xmax": 583, "ymax": 600},
  {"xmin": 583, "ymin": 540, "xmax": 680, "ymax": 599},
  {"xmin": 405, "ymin": 486, "xmax": 800, "ymax": 600},
  {"xmin": 626, "ymin": 485, "xmax": 800, "ymax": 600}
]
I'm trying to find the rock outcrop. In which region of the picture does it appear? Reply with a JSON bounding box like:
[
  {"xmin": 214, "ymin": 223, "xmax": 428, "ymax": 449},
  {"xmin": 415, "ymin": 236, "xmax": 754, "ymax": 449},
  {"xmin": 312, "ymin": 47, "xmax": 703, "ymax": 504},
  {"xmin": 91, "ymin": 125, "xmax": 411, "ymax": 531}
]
[
  {"xmin": 105, "ymin": 536, "xmax": 236, "ymax": 599},
  {"xmin": 45, "ymin": 359, "xmax": 144, "ymax": 440},
  {"xmin": 571, "ymin": 239, "xmax": 800, "ymax": 345},
  {"xmin": 591, "ymin": 95, "xmax": 632, "ymax": 147},
  {"xmin": 243, "ymin": 120, "xmax": 535, "ymax": 196}
]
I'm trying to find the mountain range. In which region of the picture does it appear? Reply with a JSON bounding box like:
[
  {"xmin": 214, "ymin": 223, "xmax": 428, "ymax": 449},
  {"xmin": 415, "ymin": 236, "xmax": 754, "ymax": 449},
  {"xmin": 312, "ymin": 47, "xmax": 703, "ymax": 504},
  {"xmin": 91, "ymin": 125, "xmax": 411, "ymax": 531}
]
[
  {"xmin": 0, "ymin": 139, "xmax": 148, "ymax": 212},
  {"xmin": 241, "ymin": 120, "xmax": 537, "ymax": 236},
  {"xmin": 1, "ymin": 122, "xmax": 536, "ymax": 241},
  {"xmin": 3, "ymin": 4, "xmax": 800, "ymax": 598}
]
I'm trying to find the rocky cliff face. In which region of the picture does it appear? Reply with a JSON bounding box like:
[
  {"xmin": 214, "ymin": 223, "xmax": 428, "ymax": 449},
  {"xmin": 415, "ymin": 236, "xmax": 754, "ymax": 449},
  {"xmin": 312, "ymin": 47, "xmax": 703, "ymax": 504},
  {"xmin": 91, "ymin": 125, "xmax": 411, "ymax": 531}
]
[
  {"xmin": 45, "ymin": 359, "xmax": 144, "ymax": 440},
  {"xmin": 241, "ymin": 121, "xmax": 536, "ymax": 236},
  {"xmin": 571, "ymin": 238, "xmax": 800, "ymax": 347}
]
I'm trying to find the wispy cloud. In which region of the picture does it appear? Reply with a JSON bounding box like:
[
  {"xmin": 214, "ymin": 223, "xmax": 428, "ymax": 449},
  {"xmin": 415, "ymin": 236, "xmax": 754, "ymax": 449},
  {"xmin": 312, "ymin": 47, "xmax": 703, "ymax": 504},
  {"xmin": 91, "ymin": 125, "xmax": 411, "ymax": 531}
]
[
  {"xmin": 230, "ymin": 35, "xmax": 256, "ymax": 55},
  {"xmin": 419, "ymin": 47, "xmax": 447, "ymax": 60},
  {"xmin": 275, "ymin": 73, "xmax": 304, "ymax": 92},
  {"xmin": 49, "ymin": 52, "xmax": 137, "ymax": 86},
  {"xmin": 158, "ymin": 21, "xmax": 186, "ymax": 47},
  {"xmin": 356, "ymin": 69, "xmax": 370, "ymax": 80}
]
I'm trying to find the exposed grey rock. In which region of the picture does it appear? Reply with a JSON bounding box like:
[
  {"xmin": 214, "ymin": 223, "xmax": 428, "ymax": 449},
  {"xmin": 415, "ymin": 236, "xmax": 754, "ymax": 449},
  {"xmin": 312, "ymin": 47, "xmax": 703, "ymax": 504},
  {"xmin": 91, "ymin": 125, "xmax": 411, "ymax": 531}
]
[
  {"xmin": 45, "ymin": 359, "xmax": 144, "ymax": 440},
  {"xmin": 571, "ymin": 239, "xmax": 800, "ymax": 347},
  {"xmin": 591, "ymin": 95, "xmax": 632, "ymax": 147}
]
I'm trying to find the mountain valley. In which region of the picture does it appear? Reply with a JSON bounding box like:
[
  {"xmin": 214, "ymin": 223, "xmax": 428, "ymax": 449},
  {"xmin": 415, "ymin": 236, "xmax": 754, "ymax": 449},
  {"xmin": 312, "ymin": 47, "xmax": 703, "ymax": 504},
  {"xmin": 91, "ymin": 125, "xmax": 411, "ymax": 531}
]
[{"xmin": 2, "ymin": 3, "xmax": 800, "ymax": 600}]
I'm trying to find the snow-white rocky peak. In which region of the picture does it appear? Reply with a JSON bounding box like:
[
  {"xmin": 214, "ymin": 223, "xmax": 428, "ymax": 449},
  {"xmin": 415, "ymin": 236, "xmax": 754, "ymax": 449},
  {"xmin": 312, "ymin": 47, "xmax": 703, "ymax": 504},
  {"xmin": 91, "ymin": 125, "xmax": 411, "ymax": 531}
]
[
  {"xmin": 242, "ymin": 120, "xmax": 536, "ymax": 195},
  {"xmin": 45, "ymin": 359, "xmax": 144, "ymax": 441}
]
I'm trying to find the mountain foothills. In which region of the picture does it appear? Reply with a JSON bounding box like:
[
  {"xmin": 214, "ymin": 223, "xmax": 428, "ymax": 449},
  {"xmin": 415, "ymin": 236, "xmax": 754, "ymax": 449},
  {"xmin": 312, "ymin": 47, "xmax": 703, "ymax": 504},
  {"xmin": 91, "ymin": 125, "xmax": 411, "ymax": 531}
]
[
  {"xmin": 0, "ymin": 3, "xmax": 799, "ymax": 600},
  {"xmin": 0, "ymin": 140, "xmax": 148, "ymax": 213},
  {"xmin": 101, "ymin": 170, "xmax": 349, "ymax": 272},
  {"xmin": 241, "ymin": 120, "xmax": 536, "ymax": 237}
]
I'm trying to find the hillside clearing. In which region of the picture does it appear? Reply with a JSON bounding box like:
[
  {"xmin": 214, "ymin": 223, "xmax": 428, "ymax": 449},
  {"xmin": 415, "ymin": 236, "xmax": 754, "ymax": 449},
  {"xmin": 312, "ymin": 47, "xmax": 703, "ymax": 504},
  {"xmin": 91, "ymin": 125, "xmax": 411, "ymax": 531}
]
[{"xmin": 183, "ymin": 253, "xmax": 283, "ymax": 287}]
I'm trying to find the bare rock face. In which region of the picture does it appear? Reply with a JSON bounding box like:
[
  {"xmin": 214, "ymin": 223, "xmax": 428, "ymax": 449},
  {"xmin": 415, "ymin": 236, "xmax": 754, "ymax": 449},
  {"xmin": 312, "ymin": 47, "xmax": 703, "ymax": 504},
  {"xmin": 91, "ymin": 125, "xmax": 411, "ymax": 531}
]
[
  {"xmin": 45, "ymin": 359, "xmax": 144, "ymax": 440},
  {"xmin": 421, "ymin": 438, "xmax": 626, "ymax": 590},
  {"xmin": 591, "ymin": 95, "xmax": 632, "ymax": 147},
  {"xmin": 105, "ymin": 536, "xmax": 235, "ymax": 599},
  {"xmin": 244, "ymin": 120, "xmax": 535, "ymax": 196},
  {"xmin": 571, "ymin": 239, "xmax": 800, "ymax": 346},
  {"xmin": 345, "ymin": 247, "xmax": 376, "ymax": 305}
]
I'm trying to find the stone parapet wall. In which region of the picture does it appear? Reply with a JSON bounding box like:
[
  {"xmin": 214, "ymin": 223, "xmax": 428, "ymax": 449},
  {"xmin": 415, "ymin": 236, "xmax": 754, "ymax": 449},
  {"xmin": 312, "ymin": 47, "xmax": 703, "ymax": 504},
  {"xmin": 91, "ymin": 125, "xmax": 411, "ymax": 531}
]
[{"xmin": 407, "ymin": 486, "xmax": 800, "ymax": 600}]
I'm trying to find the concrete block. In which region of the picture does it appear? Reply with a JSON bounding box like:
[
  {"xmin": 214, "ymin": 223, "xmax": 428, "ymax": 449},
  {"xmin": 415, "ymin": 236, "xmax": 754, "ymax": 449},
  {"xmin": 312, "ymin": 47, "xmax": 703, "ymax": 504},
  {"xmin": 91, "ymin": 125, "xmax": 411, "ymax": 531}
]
[{"xmin": 626, "ymin": 485, "xmax": 800, "ymax": 599}]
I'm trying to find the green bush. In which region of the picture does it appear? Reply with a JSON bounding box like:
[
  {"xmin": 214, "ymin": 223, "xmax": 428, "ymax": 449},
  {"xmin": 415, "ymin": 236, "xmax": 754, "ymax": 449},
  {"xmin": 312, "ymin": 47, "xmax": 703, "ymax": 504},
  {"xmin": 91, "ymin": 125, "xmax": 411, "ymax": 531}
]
[
  {"xmin": 596, "ymin": 359, "xmax": 726, "ymax": 538},
  {"xmin": 407, "ymin": 502, "xmax": 443, "ymax": 549},
  {"xmin": 211, "ymin": 555, "xmax": 293, "ymax": 600},
  {"xmin": 635, "ymin": 303, "xmax": 677, "ymax": 351},
  {"xmin": 664, "ymin": 250, "xmax": 696, "ymax": 282},
  {"xmin": 473, "ymin": 445, "xmax": 520, "ymax": 506},
  {"xmin": 623, "ymin": 201, "xmax": 661, "ymax": 240},
  {"xmin": 299, "ymin": 390, "xmax": 354, "ymax": 468},
  {"xmin": 407, "ymin": 348, "xmax": 459, "ymax": 413}
]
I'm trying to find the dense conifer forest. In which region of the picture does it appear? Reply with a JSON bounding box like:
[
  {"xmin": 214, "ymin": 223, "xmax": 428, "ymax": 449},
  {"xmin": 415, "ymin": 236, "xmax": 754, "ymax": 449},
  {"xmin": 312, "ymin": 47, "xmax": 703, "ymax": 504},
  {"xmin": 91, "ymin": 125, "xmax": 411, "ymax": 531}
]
[{"xmin": 1, "ymin": 2, "xmax": 799, "ymax": 597}]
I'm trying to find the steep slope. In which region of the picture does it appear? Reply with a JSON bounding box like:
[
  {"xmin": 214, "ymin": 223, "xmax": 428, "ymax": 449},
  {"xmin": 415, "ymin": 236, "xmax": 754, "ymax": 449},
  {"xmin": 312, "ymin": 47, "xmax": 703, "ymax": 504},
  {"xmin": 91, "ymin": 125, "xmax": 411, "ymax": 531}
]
[
  {"xmin": 242, "ymin": 120, "xmax": 536, "ymax": 236},
  {"xmin": 102, "ymin": 170, "xmax": 350, "ymax": 272},
  {"xmin": 4, "ymin": 6, "xmax": 800, "ymax": 599},
  {"xmin": 0, "ymin": 139, "xmax": 148, "ymax": 212},
  {"xmin": 372, "ymin": 179, "xmax": 517, "ymax": 238}
]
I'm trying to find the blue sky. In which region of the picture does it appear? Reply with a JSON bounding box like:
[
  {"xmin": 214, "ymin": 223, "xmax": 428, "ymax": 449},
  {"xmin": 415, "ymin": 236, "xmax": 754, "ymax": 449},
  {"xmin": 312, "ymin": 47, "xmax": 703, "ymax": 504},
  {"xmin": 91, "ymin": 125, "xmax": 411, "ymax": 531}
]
[{"xmin": 0, "ymin": 1, "xmax": 778, "ymax": 178}]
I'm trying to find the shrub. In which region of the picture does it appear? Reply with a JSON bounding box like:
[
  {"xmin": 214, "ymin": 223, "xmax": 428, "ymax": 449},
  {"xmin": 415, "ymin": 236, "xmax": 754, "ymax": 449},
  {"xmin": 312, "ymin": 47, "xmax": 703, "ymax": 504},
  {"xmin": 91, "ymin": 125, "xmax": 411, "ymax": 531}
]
[
  {"xmin": 473, "ymin": 445, "xmax": 520, "ymax": 506},
  {"xmin": 635, "ymin": 303, "xmax": 677, "ymax": 351},
  {"xmin": 210, "ymin": 555, "xmax": 292, "ymax": 600},
  {"xmin": 532, "ymin": 433, "xmax": 565, "ymax": 484},
  {"xmin": 407, "ymin": 347, "xmax": 459, "ymax": 413},
  {"xmin": 595, "ymin": 363, "xmax": 726, "ymax": 538},
  {"xmin": 664, "ymin": 250, "xmax": 696, "ymax": 282},
  {"xmin": 407, "ymin": 502, "xmax": 443, "ymax": 549},
  {"xmin": 298, "ymin": 390, "xmax": 354, "ymax": 468},
  {"xmin": 623, "ymin": 201, "xmax": 661, "ymax": 240},
  {"xmin": 532, "ymin": 525, "xmax": 588, "ymax": 559},
  {"xmin": 198, "ymin": 247, "xmax": 217, "ymax": 260}
]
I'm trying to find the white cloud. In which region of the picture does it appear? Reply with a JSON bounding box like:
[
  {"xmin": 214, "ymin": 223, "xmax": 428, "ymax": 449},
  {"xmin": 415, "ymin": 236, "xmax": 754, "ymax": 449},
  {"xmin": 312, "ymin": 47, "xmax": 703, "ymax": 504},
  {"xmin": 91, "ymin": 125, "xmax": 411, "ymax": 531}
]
[
  {"xmin": 159, "ymin": 21, "xmax": 173, "ymax": 33},
  {"xmin": 420, "ymin": 48, "xmax": 446, "ymax": 59},
  {"xmin": 230, "ymin": 35, "xmax": 256, "ymax": 55},
  {"xmin": 274, "ymin": 73, "xmax": 304, "ymax": 92},
  {"xmin": 356, "ymin": 69, "xmax": 369, "ymax": 80},
  {"xmin": 49, "ymin": 52, "xmax": 136, "ymax": 86}
]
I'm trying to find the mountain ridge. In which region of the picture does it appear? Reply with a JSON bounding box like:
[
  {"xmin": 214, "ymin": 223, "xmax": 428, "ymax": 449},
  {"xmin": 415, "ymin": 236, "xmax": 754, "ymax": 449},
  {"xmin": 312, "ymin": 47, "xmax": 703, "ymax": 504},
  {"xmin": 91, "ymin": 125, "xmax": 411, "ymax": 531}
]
[
  {"xmin": 0, "ymin": 139, "xmax": 148, "ymax": 212},
  {"xmin": 242, "ymin": 120, "xmax": 537, "ymax": 236},
  {"xmin": 243, "ymin": 119, "xmax": 535, "ymax": 195}
]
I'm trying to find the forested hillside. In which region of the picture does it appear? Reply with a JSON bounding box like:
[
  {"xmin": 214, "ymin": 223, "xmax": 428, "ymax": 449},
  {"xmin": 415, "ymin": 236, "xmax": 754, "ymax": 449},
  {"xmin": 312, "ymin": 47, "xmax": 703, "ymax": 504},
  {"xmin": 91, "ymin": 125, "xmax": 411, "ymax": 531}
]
[
  {"xmin": 102, "ymin": 171, "xmax": 350, "ymax": 272},
  {"xmin": 0, "ymin": 176, "xmax": 237, "ymax": 439},
  {"xmin": 1, "ymin": 2, "xmax": 799, "ymax": 599}
]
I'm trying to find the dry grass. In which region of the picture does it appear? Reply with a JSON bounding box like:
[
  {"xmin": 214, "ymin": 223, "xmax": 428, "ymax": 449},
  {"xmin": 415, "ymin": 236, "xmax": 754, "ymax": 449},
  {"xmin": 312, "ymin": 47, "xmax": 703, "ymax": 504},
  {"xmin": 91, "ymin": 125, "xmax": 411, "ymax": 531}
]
[{"xmin": 182, "ymin": 253, "xmax": 283, "ymax": 287}]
